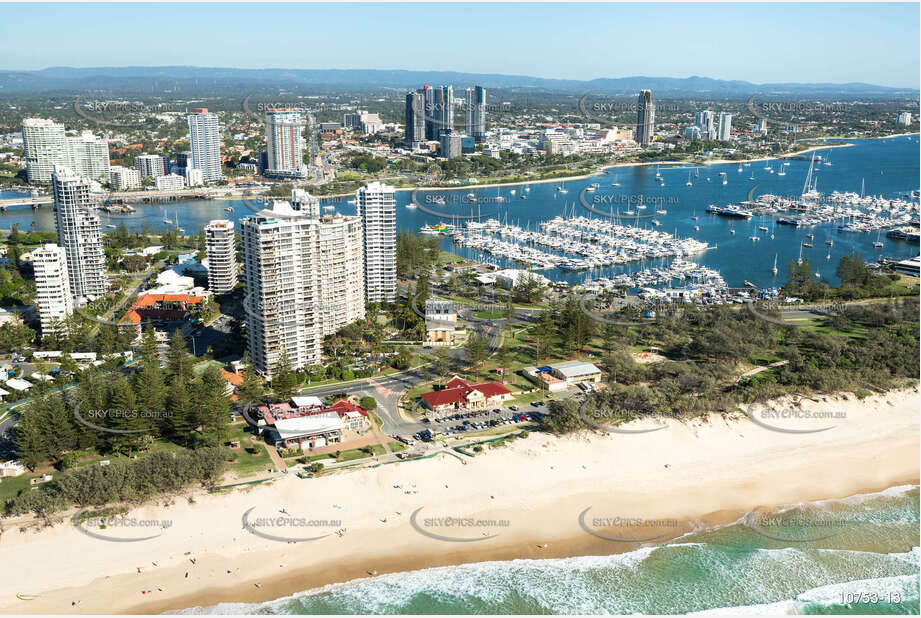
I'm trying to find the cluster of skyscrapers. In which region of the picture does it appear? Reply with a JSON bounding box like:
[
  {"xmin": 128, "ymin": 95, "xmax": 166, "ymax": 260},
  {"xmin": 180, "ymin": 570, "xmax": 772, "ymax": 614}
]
[
  {"xmin": 685, "ymin": 109, "xmax": 732, "ymax": 141},
  {"xmin": 238, "ymin": 181, "xmax": 396, "ymax": 377},
  {"xmin": 404, "ymin": 84, "xmax": 486, "ymax": 154}
]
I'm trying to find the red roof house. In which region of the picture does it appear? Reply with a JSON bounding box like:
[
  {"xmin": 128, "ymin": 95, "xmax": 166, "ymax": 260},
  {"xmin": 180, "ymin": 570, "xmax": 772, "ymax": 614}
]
[{"xmin": 420, "ymin": 376, "xmax": 512, "ymax": 413}]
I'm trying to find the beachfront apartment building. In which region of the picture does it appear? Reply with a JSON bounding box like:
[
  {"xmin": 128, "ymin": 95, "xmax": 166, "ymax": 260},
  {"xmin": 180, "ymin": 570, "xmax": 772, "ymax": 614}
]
[
  {"xmin": 32, "ymin": 243, "xmax": 74, "ymax": 335},
  {"xmin": 52, "ymin": 166, "xmax": 108, "ymax": 300},
  {"xmin": 187, "ymin": 108, "xmax": 223, "ymax": 183},
  {"xmin": 264, "ymin": 109, "xmax": 306, "ymax": 179},
  {"xmin": 355, "ymin": 181, "xmax": 396, "ymax": 304},
  {"xmin": 109, "ymin": 165, "xmax": 141, "ymax": 190},
  {"xmin": 635, "ymin": 90, "xmax": 655, "ymax": 146},
  {"xmin": 241, "ymin": 201, "xmax": 365, "ymax": 377},
  {"xmin": 205, "ymin": 219, "xmax": 237, "ymax": 294},
  {"xmin": 897, "ymin": 111, "xmax": 912, "ymax": 126}
]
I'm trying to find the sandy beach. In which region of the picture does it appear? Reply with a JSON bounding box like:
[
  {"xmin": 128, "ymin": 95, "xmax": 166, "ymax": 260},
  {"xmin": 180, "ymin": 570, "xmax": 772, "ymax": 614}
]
[{"xmin": 0, "ymin": 386, "xmax": 917, "ymax": 615}]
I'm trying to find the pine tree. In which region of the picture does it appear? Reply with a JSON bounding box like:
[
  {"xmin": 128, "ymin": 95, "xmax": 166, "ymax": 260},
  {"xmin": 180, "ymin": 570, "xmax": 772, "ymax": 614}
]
[
  {"xmin": 237, "ymin": 354, "xmax": 264, "ymax": 403},
  {"xmin": 167, "ymin": 329, "xmax": 190, "ymax": 383},
  {"xmin": 195, "ymin": 366, "xmax": 231, "ymax": 446},
  {"xmin": 272, "ymin": 351, "xmax": 297, "ymax": 401}
]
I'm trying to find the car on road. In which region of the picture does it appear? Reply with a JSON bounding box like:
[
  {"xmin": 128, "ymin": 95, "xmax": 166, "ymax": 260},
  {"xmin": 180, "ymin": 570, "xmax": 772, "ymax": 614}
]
[{"xmin": 509, "ymin": 405, "xmax": 519, "ymax": 411}]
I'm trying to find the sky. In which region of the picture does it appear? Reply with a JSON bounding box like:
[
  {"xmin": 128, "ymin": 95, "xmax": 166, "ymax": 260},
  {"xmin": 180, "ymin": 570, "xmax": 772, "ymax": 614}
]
[{"xmin": 0, "ymin": 2, "xmax": 918, "ymax": 88}]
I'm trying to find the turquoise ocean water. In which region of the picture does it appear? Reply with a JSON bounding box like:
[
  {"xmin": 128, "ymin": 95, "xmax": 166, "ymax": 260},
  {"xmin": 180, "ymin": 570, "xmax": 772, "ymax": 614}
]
[{"xmin": 177, "ymin": 486, "xmax": 919, "ymax": 615}]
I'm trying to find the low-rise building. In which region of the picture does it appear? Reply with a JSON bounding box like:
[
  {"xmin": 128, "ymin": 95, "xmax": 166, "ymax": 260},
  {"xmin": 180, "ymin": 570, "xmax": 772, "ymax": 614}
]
[
  {"xmin": 524, "ymin": 361, "xmax": 602, "ymax": 391},
  {"xmin": 424, "ymin": 299, "xmax": 465, "ymax": 344},
  {"xmin": 420, "ymin": 376, "xmax": 512, "ymax": 413},
  {"xmin": 155, "ymin": 173, "xmax": 185, "ymax": 192}
]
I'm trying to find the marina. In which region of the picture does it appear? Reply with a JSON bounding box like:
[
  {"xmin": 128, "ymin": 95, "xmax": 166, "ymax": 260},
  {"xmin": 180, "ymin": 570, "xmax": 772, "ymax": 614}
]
[{"xmin": 1, "ymin": 135, "xmax": 917, "ymax": 293}]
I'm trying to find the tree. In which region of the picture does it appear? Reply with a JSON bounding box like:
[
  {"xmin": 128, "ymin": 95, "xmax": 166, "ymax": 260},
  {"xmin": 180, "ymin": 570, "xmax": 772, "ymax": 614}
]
[
  {"xmin": 194, "ymin": 365, "xmax": 231, "ymax": 446},
  {"xmin": 391, "ymin": 348, "xmax": 413, "ymax": 370},
  {"xmin": 433, "ymin": 346, "xmax": 451, "ymax": 379},
  {"xmin": 359, "ymin": 396, "xmax": 378, "ymax": 412},
  {"xmin": 272, "ymin": 351, "xmax": 298, "ymax": 401},
  {"xmin": 237, "ymin": 354, "xmax": 264, "ymax": 403},
  {"xmin": 466, "ymin": 331, "xmax": 488, "ymax": 369},
  {"xmin": 532, "ymin": 311, "xmax": 556, "ymax": 361},
  {"xmin": 167, "ymin": 329, "xmax": 191, "ymax": 383}
]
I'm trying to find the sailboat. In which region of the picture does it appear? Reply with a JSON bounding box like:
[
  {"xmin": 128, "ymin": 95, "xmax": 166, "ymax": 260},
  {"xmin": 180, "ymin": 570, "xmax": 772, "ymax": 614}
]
[
  {"xmin": 611, "ymin": 175, "xmax": 621, "ymax": 187},
  {"xmin": 823, "ymin": 155, "xmax": 832, "ymax": 166},
  {"xmin": 797, "ymin": 245, "xmax": 803, "ymax": 265},
  {"xmin": 737, "ymin": 164, "xmax": 743, "ymax": 172},
  {"xmin": 771, "ymin": 254, "xmax": 778, "ymax": 276},
  {"xmin": 777, "ymin": 165, "xmax": 786, "ymax": 176},
  {"xmin": 694, "ymin": 167, "xmax": 700, "ymax": 179},
  {"xmin": 524, "ymin": 184, "xmax": 530, "ymax": 192},
  {"xmin": 557, "ymin": 182, "xmax": 568, "ymax": 194},
  {"xmin": 686, "ymin": 171, "xmax": 693, "ymax": 187},
  {"xmin": 655, "ymin": 166, "xmax": 662, "ymax": 180},
  {"xmin": 873, "ymin": 229, "xmax": 884, "ymax": 248}
]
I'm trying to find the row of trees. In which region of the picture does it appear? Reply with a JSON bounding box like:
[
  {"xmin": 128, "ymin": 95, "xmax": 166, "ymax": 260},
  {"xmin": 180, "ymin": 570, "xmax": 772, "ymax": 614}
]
[{"xmin": 14, "ymin": 326, "xmax": 233, "ymax": 470}]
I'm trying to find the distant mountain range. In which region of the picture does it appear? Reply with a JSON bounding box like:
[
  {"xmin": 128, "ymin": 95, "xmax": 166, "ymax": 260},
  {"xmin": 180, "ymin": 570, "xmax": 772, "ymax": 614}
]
[{"xmin": 0, "ymin": 66, "xmax": 916, "ymax": 97}]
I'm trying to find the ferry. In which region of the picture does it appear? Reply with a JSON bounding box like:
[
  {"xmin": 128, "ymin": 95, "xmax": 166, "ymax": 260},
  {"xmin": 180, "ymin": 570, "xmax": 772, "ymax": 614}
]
[{"xmin": 420, "ymin": 223, "xmax": 455, "ymax": 236}]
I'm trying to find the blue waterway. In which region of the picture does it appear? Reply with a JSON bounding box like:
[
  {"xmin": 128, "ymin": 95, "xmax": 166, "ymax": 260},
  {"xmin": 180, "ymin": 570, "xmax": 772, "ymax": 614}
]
[{"xmin": 3, "ymin": 136, "xmax": 918, "ymax": 288}]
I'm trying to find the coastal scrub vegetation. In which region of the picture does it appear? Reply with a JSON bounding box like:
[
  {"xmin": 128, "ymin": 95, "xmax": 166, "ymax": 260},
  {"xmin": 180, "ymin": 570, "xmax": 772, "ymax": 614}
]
[{"xmin": 539, "ymin": 259, "xmax": 919, "ymax": 435}]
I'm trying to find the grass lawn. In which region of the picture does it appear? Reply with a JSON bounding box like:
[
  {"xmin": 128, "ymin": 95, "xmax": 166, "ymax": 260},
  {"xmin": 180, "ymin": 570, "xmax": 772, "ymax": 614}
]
[
  {"xmin": 473, "ymin": 309, "xmax": 507, "ymax": 320},
  {"xmin": 0, "ymin": 473, "xmax": 41, "ymax": 502},
  {"xmin": 225, "ymin": 423, "xmax": 272, "ymax": 477}
]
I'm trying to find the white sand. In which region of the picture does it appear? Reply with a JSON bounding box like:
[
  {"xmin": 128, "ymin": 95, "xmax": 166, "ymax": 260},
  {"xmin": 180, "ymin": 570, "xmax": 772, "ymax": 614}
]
[{"xmin": 0, "ymin": 387, "xmax": 917, "ymax": 614}]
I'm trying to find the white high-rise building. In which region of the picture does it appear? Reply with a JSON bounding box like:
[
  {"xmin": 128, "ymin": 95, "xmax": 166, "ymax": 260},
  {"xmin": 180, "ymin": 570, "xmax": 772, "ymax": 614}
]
[
  {"xmin": 205, "ymin": 219, "xmax": 237, "ymax": 294},
  {"xmin": 355, "ymin": 181, "xmax": 396, "ymax": 304},
  {"xmin": 21, "ymin": 118, "xmax": 68, "ymax": 184},
  {"xmin": 264, "ymin": 109, "xmax": 306, "ymax": 178},
  {"xmin": 717, "ymin": 112, "xmax": 733, "ymax": 141},
  {"xmin": 66, "ymin": 131, "xmax": 110, "ymax": 183},
  {"xmin": 32, "ymin": 243, "xmax": 74, "ymax": 335},
  {"xmin": 187, "ymin": 108, "xmax": 223, "ymax": 183},
  {"xmin": 897, "ymin": 111, "xmax": 912, "ymax": 126},
  {"xmin": 241, "ymin": 201, "xmax": 364, "ymax": 376},
  {"xmin": 52, "ymin": 166, "xmax": 108, "ymax": 300},
  {"xmin": 109, "ymin": 166, "xmax": 141, "ymax": 190}
]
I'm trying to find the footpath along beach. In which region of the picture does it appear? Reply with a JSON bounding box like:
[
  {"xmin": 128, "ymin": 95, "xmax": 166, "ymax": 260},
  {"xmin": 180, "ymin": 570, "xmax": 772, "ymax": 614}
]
[{"xmin": 0, "ymin": 387, "xmax": 917, "ymax": 614}]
